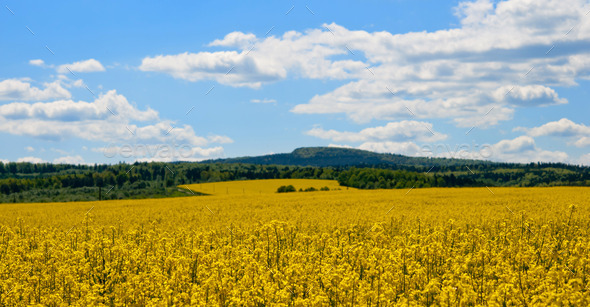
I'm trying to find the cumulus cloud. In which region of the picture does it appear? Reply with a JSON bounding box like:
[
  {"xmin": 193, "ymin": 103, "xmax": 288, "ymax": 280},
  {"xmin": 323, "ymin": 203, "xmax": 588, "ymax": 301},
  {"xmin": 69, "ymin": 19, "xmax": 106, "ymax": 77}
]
[
  {"xmin": 330, "ymin": 135, "xmax": 568, "ymax": 164},
  {"xmin": 206, "ymin": 135, "xmax": 234, "ymax": 144},
  {"xmin": 29, "ymin": 59, "xmax": 45, "ymax": 67},
  {"xmin": 139, "ymin": 26, "xmax": 368, "ymax": 88},
  {"xmin": 209, "ymin": 32, "xmax": 257, "ymax": 49},
  {"xmin": 134, "ymin": 146, "xmax": 225, "ymax": 162},
  {"xmin": 53, "ymin": 155, "xmax": 86, "ymax": 165},
  {"xmin": 494, "ymin": 85, "xmax": 567, "ymax": 106},
  {"xmin": 250, "ymin": 98, "xmax": 276, "ymax": 104},
  {"xmin": 0, "ymin": 90, "xmax": 157, "ymax": 122},
  {"xmin": 289, "ymin": 10, "xmax": 579, "ymax": 124},
  {"xmin": 292, "ymin": 79, "xmax": 516, "ymax": 126},
  {"xmin": 71, "ymin": 79, "xmax": 85, "ymax": 88},
  {"xmin": 57, "ymin": 59, "xmax": 105, "ymax": 74},
  {"xmin": 523, "ymin": 118, "xmax": 590, "ymax": 137},
  {"xmin": 489, "ymin": 136, "xmax": 568, "ymax": 163},
  {"xmin": 422, "ymin": 136, "xmax": 568, "ymax": 163},
  {"xmin": 56, "ymin": 75, "xmax": 86, "ymax": 89},
  {"xmin": 141, "ymin": 0, "xmax": 587, "ymax": 126},
  {"xmin": 493, "ymin": 135, "xmax": 536, "ymax": 153},
  {"xmin": 454, "ymin": 0, "xmax": 495, "ymax": 26},
  {"xmin": 517, "ymin": 118, "xmax": 590, "ymax": 147},
  {"xmin": 574, "ymin": 137, "xmax": 590, "ymax": 147},
  {"xmin": 358, "ymin": 141, "xmax": 425, "ymax": 156},
  {"xmin": 434, "ymin": 136, "xmax": 568, "ymax": 163},
  {"xmin": 307, "ymin": 120, "xmax": 446, "ymax": 143},
  {"xmin": 98, "ymin": 144, "xmax": 224, "ymax": 162},
  {"xmin": 0, "ymin": 79, "xmax": 71, "ymax": 101},
  {"xmin": 0, "ymin": 90, "xmax": 231, "ymax": 160},
  {"xmin": 139, "ymin": 51, "xmax": 288, "ymax": 88},
  {"xmin": 17, "ymin": 156, "xmax": 46, "ymax": 163}
]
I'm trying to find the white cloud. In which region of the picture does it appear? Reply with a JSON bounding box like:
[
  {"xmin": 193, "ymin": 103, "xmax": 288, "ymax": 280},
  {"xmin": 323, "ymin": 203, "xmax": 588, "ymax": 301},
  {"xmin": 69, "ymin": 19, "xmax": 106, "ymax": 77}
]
[
  {"xmin": 209, "ymin": 32, "xmax": 257, "ymax": 49},
  {"xmin": 72, "ymin": 79, "xmax": 85, "ymax": 88},
  {"xmin": 25, "ymin": 146, "xmax": 34, "ymax": 152},
  {"xmin": 206, "ymin": 135, "xmax": 234, "ymax": 144},
  {"xmin": 465, "ymin": 136, "xmax": 567, "ymax": 163},
  {"xmin": 358, "ymin": 141, "xmax": 425, "ymax": 156},
  {"xmin": 523, "ymin": 118, "xmax": 590, "ymax": 137},
  {"xmin": 56, "ymin": 75, "xmax": 86, "ymax": 89},
  {"xmin": 133, "ymin": 146, "xmax": 224, "ymax": 162},
  {"xmin": 327, "ymin": 144, "xmax": 354, "ymax": 149},
  {"xmin": 425, "ymin": 136, "xmax": 568, "ymax": 163},
  {"xmin": 0, "ymin": 90, "xmax": 157, "ymax": 122},
  {"xmin": 17, "ymin": 156, "xmax": 46, "ymax": 163},
  {"xmin": 0, "ymin": 79, "xmax": 71, "ymax": 101},
  {"xmin": 307, "ymin": 120, "xmax": 446, "ymax": 143},
  {"xmin": 135, "ymin": 0, "xmax": 587, "ymax": 126},
  {"xmin": 517, "ymin": 118, "xmax": 590, "ymax": 147},
  {"xmin": 454, "ymin": 0, "xmax": 495, "ymax": 26},
  {"xmin": 57, "ymin": 59, "xmax": 105, "ymax": 74},
  {"xmin": 139, "ymin": 51, "xmax": 288, "ymax": 88},
  {"xmin": 494, "ymin": 85, "xmax": 567, "ymax": 106},
  {"xmin": 250, "ymin": 98, "xmax": 276, "ymax": 104},
  {"xmin": 574, "ymin": 137, "xmax": 590, "ymax": 147},
  {"xmin": 332, "ymin": 135, "xmax": 568, "ymax": 164},
  {"xmin": 493, "ymin": 135, "xmax": 536, "ymax": 153},
  {"xmin": 53, "ymin": 155, "xmax": 86, "ymax": 165},
  {"xmin": 139, "ymin": 26, "xmax": 368, "ymax": 88},
  {"xmin": 292, "ymin": 79, "xmax": 516, "ymax": 126},
  {"xmin": 97, "ymin": 144, "xmax": 224, "ymax": 162},
  {"xmin": 51, "ymin": 148, "xmax": 69, "ymax": 155},
  {"xmin": 0, "ymin": 90, "xmax": 231, "ymax": 160},
  {"xmin": 331, "ymin": 140, "xmax": 489, "ymax": 160},
  {"xmin": 289, "ymin": 16, "xmax": 576, "ymax": 123},
  {"xmin": 29, "ymin": 59, "xmax": 45, "ymax": 67}
]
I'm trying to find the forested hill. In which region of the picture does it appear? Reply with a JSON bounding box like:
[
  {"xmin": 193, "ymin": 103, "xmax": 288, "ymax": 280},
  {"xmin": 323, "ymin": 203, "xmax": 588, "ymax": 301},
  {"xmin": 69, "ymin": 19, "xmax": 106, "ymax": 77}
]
[
  {"xmin": 204, "ymin": 147, "xmax": 494, "ymax": 169},
  {"xmin": 1, "ymin": 147, "xmax": 589, "ymax": 203}
]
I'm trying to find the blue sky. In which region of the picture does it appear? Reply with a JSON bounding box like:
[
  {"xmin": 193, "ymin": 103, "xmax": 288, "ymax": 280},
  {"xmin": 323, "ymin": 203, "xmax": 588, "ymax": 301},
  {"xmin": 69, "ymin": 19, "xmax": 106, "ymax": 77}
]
[{"xmin": 1, "ymin": 0, "xmax": 589, "ymax": 165}]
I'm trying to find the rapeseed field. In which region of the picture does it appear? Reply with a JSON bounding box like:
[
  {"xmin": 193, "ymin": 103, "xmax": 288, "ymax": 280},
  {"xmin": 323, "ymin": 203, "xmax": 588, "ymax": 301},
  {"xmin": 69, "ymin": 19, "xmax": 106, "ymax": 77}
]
[
  {"xmin": 0, "ymin": 184, "xmax": 589, "ymax": 305},
  {"xmin": 182, "ymin": 179, "xmax": 349, "ymax": 195}
]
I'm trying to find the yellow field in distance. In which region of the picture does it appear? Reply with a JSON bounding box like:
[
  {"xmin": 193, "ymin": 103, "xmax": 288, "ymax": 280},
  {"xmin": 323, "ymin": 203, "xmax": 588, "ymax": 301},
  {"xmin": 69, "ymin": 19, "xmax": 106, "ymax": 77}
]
[{"xmin": 181, "ymin": 178, "xmax": 353, "ymax": 195}]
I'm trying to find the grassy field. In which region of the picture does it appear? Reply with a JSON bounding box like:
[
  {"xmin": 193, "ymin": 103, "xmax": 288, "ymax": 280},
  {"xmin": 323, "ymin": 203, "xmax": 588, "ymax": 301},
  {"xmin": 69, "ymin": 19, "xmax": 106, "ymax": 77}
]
[
  {"xmin": 1, "ymin": 185, "xmax": 589, "ymax": 305},
  {"xmin": 181, "ymin": 178, "xmax": 350, "ymax": 195}
]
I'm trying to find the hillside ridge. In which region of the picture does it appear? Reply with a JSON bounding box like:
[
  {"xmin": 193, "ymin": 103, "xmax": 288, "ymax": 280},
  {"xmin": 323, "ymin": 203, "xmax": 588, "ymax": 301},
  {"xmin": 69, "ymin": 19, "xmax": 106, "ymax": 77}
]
[{"xmin": 203, "ymin": 146, "xmax": 497, "ymax": 168}]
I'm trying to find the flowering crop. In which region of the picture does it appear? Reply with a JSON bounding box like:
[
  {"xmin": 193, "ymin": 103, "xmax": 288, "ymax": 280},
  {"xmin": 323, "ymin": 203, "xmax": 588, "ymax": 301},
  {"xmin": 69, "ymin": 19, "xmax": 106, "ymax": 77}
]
[
  {"xmin": 183, "ymin": 179, "xmax": 348, "ymax": 195},
  {"xmin": 0, "ymin": 185, "xmax": 589, "ymax": 305}
]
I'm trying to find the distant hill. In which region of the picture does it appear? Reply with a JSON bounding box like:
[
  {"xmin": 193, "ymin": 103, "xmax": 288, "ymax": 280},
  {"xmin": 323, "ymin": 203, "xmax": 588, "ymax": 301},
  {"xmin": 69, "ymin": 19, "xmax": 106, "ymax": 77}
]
[
  {"xmin": 203, "ymin": 146, "xmax": 494, "ymax": 168},
  {"xmin": 201, "ymin": 147, "xmax": 590, "ymax": 189},
  {"xmin": 2, "ymin": 147, "xmax": 589, "ymax": 203}
]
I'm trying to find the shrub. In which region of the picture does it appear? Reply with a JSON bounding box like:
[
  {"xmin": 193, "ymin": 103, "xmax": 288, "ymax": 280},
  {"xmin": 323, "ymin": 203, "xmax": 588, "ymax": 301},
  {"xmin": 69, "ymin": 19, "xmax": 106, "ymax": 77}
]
[{"xmin": 277, "ymin": 185, "xmax": 296, "ymax": 193}]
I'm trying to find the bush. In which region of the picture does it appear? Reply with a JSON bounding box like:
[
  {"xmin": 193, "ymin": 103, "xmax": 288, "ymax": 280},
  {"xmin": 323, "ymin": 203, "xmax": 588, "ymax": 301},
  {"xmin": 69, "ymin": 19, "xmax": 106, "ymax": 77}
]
[{"xmin": 277, "ymin": 185, "xmax": 296, "ymax": 193}]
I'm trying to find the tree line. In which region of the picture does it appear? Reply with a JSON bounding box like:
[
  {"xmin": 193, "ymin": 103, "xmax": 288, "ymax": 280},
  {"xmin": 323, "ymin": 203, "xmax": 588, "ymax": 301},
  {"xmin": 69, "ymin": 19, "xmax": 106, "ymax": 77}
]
[
  {"xmin": 0, "ymin": 162, "xmax": 338, "ymax": 202},
  {"xmin": 1, "ymin": 160, "xmax": 589, "ymax": 203}
]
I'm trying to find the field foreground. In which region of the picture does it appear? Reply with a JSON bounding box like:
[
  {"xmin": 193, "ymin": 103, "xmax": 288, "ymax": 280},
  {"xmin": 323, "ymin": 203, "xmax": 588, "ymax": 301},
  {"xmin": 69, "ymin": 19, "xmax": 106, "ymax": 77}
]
[{"xmin": 1, "ymin": 186, "xmax": 589, "ymax": 305}]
